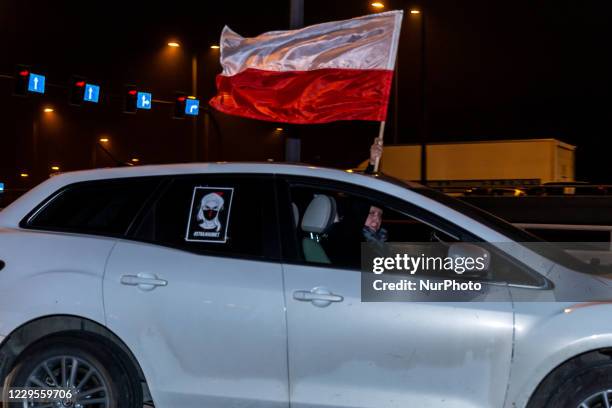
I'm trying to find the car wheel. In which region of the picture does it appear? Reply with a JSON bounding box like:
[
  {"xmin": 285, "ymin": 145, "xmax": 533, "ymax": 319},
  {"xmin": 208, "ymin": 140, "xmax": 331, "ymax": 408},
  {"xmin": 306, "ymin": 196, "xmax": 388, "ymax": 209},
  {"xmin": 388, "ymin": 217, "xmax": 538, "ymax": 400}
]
[
  {"xmin": 537, "ymin": 362, "xmax": 612, "ymax": 408},
  {"xmin": 2, "ymin": 337, "xmax": 142, "ymax": 408}
]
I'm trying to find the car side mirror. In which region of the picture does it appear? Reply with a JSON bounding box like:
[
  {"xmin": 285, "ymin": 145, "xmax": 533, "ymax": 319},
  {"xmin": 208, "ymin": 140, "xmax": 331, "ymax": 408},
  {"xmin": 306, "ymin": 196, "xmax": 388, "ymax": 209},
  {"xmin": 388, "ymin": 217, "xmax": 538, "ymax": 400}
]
[{"xmin": 447, "ymin": 243, "xmax": 490, "ymax": 277}]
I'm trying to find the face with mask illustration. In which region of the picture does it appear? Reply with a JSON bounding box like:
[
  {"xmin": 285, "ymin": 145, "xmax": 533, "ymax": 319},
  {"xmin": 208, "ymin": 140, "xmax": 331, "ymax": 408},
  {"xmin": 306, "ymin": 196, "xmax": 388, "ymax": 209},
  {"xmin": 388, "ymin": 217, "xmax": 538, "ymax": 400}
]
[{"xmin": 197, "ymin": 192, "xmax": 225, "ymax": 232}]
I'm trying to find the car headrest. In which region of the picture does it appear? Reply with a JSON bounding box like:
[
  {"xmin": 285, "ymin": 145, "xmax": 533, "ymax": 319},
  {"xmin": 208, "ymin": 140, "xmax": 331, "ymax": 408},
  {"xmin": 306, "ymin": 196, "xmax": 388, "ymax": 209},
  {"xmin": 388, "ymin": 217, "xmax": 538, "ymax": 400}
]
[{"xmin": 301, "ymin": 195, "xmax": 336, "ymax": 234}]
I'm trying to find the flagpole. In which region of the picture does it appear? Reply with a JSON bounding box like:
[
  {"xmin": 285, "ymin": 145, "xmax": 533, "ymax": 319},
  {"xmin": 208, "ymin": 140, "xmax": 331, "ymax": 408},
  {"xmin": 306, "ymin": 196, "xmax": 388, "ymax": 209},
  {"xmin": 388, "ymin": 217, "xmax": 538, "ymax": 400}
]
[{"xmin": 374, "ymin": 120, "xmax": 385, "ymax": 172}]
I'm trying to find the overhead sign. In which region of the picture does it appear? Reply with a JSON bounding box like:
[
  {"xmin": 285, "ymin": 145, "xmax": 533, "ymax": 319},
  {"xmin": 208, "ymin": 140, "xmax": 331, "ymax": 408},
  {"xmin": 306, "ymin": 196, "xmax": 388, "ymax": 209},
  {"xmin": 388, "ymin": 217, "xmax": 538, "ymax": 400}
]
[
  {"xmin": 27, "ymin": 73, "xmax": 46, "ymax": 94},
  {"xmin": 83, "ymin": 84, "xmax": 100, "ymax": 103},
  {"xmin": 185, "ymin": 98, "xmax": 200, "ymax": 116},
  {"xmin": 136, "ymin": 92, "xmax": 152, "ymax": 110}
]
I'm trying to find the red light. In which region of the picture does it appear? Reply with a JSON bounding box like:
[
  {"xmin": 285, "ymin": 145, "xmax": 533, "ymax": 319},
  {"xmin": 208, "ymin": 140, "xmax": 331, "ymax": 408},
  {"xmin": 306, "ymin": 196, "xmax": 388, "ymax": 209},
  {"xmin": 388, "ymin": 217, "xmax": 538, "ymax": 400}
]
[
  {"xmin": 128, "ymin": 90, "xmax": 137, "ymax": 95},
  {"xmin": 75, "ymin": 81, "xmax": 85, "ymax": 87},
  {"xmin": 19, "ymin": 70, "xmax": 29, "ymax": 77},
  {"xmin": 177, "ymin": 96, "xmax": 186, "ymax": 102}
]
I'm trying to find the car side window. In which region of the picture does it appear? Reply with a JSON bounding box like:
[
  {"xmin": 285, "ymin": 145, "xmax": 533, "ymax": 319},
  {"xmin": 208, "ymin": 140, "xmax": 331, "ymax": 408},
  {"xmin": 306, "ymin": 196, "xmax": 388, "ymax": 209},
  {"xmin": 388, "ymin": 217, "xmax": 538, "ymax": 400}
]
[
  {"xmin": 24, "ymin": 177, "xmax": 161, "ymax": 236},
  {"xmin": 132, "ymin": 175, "xmax": 279, "ymax": 260},
  {"xmin": 288, "ymin": 185, "xmax": 459, "ymax": 270},
  {"xmin": 285, "ymin": 181, "xmax": 544, "ymax": 286}
]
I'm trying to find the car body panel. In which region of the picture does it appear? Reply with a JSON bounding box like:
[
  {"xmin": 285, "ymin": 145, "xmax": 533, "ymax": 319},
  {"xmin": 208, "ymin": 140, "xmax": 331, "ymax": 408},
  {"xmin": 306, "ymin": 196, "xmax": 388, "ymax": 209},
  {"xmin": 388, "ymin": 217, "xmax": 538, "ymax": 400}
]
[
  {"xmin": 0, "ymin": 228, "xmax": 112, "ymax": 335},
  {"xmin": 282, "ymin": 263, "xmax": 514, "ymax": 408},
  {"xmin": 103, "ymin": 239, "xmax": 289, "ymax": 408},
  {"xmin": 505, "ymin": 281, "xmax": 612, "ymax": 407}
]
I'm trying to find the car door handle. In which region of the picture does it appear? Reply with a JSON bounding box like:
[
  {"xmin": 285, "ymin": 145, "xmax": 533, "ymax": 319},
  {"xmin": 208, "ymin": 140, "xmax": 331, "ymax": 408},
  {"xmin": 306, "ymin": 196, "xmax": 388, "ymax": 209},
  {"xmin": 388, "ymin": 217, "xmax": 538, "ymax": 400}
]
[
  {"xmin": 120, "ymin": 273, "xmax": 167, "ymax": 291},
  {"xmin": 293, "ymin": 287, "xmax": 344, "ymax": 307}
]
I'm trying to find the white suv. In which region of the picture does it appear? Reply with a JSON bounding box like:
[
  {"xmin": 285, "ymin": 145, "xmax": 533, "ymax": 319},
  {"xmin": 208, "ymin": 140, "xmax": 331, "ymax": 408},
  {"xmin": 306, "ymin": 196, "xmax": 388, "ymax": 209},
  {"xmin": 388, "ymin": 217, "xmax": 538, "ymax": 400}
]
[{"xmin": 1, "ymin": 163, "xmax": 612, "ymax": 408}]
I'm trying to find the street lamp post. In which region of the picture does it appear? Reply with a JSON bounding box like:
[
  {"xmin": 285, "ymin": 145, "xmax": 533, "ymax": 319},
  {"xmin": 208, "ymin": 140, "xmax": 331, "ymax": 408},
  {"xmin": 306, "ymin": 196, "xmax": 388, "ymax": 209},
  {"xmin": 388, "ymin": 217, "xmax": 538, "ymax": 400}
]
[
  {"xmin": 31, "ymin": 106, "xmax": 56, "ymax": 181},
  {"xmin": 93, "ymin": 137, "xmax": 109, "ymax": 168},
  {"xmin": 411, "ymin": 9, "xmax": 428, "ymax": 184},
  {"xmin": 285, "ymin": 0, "xmax": 305, "ymax": 163},
  {"xmin": 166, "ymin": 41, "xmax": 219, "ymax": 162},
  {"xmin": 166, "ymin": 41, "xmax": 199, "ymax": 161},
  {"xmin": 191, "ymin": 52, "xmax": 198, "ymax": 162},
  {"xmin": 32, "ymin": 115, "xmax": 38, "ymax": 180}
]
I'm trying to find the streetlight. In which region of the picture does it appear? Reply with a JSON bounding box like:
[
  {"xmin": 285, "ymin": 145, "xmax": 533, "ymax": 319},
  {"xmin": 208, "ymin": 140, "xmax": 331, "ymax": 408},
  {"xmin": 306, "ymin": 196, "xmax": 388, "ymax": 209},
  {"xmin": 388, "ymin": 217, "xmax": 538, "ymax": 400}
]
[
  {"xmin": 99, "ymin": 137, "xmax": 109, "ymax": 143},
  {"xmin": 371, "ymin": 2, "xmax": 385, "ymax": 9},
  {"xmin": 19, "ymin": 173, "xmax": 29, "ymax": 178},
  {"xmin": 167, "ymin": 41, "xmax": 181, "ymax": 48},
  {"xmin": 43, "ymin": 107, "xmax": 54, "ymax": 113},
  {"xmin": 210, "ymin": 45, "xmax": 220, "ymax": 49},
  {"xmin": 50, "ymin": 165, "xmax": 60, "ymax": 171}
]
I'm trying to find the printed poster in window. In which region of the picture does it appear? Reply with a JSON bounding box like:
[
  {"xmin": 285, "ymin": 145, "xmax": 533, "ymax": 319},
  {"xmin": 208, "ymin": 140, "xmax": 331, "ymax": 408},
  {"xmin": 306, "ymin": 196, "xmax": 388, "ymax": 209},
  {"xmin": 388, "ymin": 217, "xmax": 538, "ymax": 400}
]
[{"xmin": 185, "ymin": 187, "xmax": 234, "ymax": 243}]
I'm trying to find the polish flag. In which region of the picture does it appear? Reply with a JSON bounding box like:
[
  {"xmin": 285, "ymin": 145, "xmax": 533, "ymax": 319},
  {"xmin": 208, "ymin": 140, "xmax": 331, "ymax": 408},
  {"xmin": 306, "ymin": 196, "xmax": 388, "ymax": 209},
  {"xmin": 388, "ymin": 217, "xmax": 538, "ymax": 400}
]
[{"xmin": 209, "ymin": 11, "xmax": 403, "ymax": 124}]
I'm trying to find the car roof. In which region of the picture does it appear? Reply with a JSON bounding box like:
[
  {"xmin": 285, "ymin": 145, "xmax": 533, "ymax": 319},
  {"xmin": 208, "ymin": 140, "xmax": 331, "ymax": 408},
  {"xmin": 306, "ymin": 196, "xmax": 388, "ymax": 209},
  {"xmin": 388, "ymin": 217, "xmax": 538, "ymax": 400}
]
[
  {"xmin": 0, "ymin": 162, "xmax": 422, "ymax": 227},
  {"xmin": 43, "ymin": 162, "xmax": 421, "ymax": 187}
]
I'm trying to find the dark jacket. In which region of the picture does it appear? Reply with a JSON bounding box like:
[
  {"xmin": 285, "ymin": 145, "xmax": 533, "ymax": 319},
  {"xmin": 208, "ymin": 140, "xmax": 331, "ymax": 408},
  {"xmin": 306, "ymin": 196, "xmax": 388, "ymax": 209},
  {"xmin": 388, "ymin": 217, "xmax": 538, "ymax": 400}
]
[
  {"xmin": 324, "ymin": 201, "xmax": 372, "ymax": 268},
  {"xmin": 322, "ymin": 161, "xmax": 378, "ymax": 267}
]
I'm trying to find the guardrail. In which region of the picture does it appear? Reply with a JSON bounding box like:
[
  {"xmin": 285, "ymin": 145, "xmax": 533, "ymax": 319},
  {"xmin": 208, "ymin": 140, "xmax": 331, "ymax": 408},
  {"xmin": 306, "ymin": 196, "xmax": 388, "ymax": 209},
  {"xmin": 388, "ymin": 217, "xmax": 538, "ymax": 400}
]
[
  {"xmin": 515, "ymin": 223, "xmax": 612, "ymax": 246},
  {"xmin": 515, "ymin": 223, "xmax": 612, "ymax": 265}
]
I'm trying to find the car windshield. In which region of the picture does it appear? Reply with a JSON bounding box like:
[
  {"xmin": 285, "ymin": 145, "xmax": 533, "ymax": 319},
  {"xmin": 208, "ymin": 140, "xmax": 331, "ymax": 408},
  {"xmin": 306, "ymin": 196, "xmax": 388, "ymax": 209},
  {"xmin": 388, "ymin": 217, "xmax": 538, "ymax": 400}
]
[
  {"xmin": 414, "ymin": 187, "xmax": 542, "ymax": 242},
  {"xmin": 375, "ymin": 173, "xmax": 600, "ymax": 275}
]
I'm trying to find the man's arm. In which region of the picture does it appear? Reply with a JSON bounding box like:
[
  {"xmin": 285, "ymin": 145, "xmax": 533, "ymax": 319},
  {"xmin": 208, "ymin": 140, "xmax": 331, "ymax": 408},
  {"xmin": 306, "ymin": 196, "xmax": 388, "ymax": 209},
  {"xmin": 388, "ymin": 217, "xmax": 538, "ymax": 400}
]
[{"xmin": 365, "ymin": 137, "xmax": 383, "ymax": 174}]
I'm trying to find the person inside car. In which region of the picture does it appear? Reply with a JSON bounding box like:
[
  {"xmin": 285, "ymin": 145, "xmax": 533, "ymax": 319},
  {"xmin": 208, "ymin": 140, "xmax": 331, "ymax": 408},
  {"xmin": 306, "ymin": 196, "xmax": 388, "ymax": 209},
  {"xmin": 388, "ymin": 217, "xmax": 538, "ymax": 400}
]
[
  {"xmin": 363, "ymin": 136, "xmax": 387, "ymax": 244},
  {"xmin": 323, "ymin": 138, "xmax": 388, "ymax": 267}
]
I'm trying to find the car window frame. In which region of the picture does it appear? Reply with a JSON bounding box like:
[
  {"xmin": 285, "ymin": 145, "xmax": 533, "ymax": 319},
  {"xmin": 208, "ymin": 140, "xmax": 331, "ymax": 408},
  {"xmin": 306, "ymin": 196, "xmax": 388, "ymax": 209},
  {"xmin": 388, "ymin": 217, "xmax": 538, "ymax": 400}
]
[
  {"xmin": 278, "ymin": 175, "xmax": 549, "ymax": 288},
  {"xmin": 124, "ymin": 173, "xmax": 283, "ymax": 263},
  {"xmin": 19, "ymin": 176, "xmax": 166, "ymax": 239}
]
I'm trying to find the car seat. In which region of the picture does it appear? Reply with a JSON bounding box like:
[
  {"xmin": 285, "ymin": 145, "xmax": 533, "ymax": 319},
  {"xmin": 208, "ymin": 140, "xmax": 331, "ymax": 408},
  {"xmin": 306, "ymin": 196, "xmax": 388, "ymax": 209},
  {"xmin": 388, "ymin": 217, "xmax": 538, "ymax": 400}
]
[
  {"xmin": 301, "ymin": 194, "xmax": 337, "ymax": 263},
  {"xmin": 292, "ymin": 202, "xmax": 300, "ymax": 227}
]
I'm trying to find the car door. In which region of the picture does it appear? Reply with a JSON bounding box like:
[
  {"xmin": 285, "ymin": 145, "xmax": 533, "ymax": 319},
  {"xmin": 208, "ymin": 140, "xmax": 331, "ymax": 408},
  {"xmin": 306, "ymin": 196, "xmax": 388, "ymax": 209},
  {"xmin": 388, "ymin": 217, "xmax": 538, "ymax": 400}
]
[
  {"xmin": 278, "ymin": 177, "xmax": 516, "ymax": 408},
  {"xmin": 103, "ymin": 174, "xmax": 288, "ymax": 408}
]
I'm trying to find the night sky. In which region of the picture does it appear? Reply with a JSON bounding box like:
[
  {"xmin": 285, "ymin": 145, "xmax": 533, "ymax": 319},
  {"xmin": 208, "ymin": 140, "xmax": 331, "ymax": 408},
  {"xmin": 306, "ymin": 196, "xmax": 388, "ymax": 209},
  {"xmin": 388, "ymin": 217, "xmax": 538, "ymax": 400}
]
[{"xmin": 1, "ymin": 0, "xmax": 611, "ymax": 192}]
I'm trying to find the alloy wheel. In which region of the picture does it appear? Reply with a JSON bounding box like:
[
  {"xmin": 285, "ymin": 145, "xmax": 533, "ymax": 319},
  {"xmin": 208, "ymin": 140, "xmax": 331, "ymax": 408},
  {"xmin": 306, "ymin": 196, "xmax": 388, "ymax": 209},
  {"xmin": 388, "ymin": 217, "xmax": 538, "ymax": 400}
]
[{"xmin": 21, "ymin": 355, "xmax": 110, "ymax": 408}]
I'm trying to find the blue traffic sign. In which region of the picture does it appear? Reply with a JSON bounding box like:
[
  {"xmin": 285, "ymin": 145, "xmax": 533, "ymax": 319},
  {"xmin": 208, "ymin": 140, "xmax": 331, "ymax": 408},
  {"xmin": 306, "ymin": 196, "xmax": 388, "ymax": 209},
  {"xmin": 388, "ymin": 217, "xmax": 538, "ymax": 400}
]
[
  {"xmin": 136, "ymin": 92, "xmax": 152, "ymax": 110},
  {"xmin": 27, "ymin": 73, "xmax": 45, "ymax": 94},
  {"xmin": 83, "ymin": 84, "xmax": 100, "ymax": 103},
  {"xmin": 0, "ymin": 182, "xmax": 4, "ymax": 193},
  {"xmin": 185, "ymin": 99, "xmax": 200, "ymax": 116}
]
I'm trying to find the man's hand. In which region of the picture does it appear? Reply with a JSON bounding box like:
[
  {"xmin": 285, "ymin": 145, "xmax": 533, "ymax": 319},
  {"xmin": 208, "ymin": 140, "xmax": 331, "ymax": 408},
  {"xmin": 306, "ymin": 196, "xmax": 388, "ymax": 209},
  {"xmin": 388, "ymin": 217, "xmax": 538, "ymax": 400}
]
[{"xmin": 369, "ymin": 137, "xmax": 383, "ymax": 165}]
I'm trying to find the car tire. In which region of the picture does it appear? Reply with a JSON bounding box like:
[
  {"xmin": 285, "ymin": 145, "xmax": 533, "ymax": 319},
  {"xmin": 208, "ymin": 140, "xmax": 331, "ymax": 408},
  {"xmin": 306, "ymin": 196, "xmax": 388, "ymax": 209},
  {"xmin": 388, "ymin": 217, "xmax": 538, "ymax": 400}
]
[
  {"xmin": 1, "ymin": 336, "xmax": 142, "ymax": 408},
  {"xmin": 532, "ymin": 361, "xmax": 612, "ymax": 408}
]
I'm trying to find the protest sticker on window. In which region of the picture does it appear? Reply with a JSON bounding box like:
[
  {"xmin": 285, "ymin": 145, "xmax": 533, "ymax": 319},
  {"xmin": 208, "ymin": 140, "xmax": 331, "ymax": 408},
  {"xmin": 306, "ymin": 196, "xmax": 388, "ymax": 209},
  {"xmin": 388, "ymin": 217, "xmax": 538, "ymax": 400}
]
[{"xmin": 185, "ymin": 187, "xmax": 234, "ymax": 243}]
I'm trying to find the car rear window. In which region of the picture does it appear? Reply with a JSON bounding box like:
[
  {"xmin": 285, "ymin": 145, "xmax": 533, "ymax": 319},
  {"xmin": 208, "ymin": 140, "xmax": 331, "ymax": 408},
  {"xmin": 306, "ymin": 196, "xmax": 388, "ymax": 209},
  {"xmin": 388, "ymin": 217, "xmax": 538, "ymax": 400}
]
[
  {"xmin": 23, "ymin": 178, "xmax": 161, "ymax": 236},
  {"xmin": 131, "ymin": 175, "xmax": 279, "ymax": 260}
]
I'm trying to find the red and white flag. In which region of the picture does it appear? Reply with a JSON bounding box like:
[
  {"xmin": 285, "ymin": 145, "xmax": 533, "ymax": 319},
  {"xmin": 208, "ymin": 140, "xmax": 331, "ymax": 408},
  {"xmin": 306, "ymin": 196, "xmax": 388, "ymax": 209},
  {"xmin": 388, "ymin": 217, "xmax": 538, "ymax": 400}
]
[{"xmin": 209, "ymin": 11, "xmax": 403, "ymax": 124}]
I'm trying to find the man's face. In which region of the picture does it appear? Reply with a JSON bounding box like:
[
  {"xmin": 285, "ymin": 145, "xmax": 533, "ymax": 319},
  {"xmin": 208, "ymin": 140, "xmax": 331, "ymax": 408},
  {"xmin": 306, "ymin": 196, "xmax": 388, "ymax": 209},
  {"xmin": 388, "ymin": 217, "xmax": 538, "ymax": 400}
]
[{"xmin": 364, "ymin": 206, "xmax": 383, "ymax": 232}]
